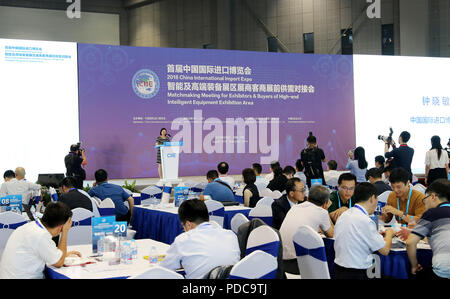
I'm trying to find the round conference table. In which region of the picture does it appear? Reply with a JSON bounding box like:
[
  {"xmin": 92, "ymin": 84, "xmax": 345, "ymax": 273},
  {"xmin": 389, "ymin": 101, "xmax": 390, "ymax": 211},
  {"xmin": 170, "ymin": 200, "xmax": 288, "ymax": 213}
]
[{"xmin": 131, "ymin": 204, "xmax": 252, "ymax": 244}]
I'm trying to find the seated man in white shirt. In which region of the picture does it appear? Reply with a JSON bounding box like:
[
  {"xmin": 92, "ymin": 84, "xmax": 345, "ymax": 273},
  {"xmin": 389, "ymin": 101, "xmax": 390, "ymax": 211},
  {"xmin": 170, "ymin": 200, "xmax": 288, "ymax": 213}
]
[
  {"xmin": 159, "ymin": 199, "xmax": 241, "ymax": 278},
  {"xmin": 3, "ymin": 170, "xmax": 15, "ymax": 182},
  {"xmin": 323, "ymin": 160, "xmax": 341, "ymax": 183},
  {"xmin": 280, "ymin": 185, "xmax": 334, "ymax": 274},
  {"xmin": 0, "ymin": 167, "xmax": 41, "ymax": 220},
  {"xmin": 334, "ymin": 182, "xmax": 395, "ymax": 279},
  {"xmin": 0, "ymin": 202, "xmax": 81, "ymax": 279},
  {"xmin": 217, "ymin": 161, "xmax": 235, "ymax": 188}
]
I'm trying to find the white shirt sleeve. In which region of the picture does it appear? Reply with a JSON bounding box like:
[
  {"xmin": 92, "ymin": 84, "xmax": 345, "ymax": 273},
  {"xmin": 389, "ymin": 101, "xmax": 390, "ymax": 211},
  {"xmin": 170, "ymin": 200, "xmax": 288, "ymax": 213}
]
[
  {"xmin": 27, "ymin": 181, "xmax": 41, "ymax": 191},
  {"xmin": 36, "ymin": 235, "xmax": 63, "ymax": 266},
  {"xmin": 319, "ymin": 209, "xmax": 331, "ymax": 232},
  {"xmin": 364, "ymin": 220, "xmax": 385, "ymax": 252},
  {"xmin": 425, "ymin": 151, "xmax": 430, "ymax": 166},
  {"xmin": 0, "ymin": 183, "xmax": 6, "ymax": 196},
  {"xmin": 159, "ymin": 237, "xmax": 183, "ymax": 271}
]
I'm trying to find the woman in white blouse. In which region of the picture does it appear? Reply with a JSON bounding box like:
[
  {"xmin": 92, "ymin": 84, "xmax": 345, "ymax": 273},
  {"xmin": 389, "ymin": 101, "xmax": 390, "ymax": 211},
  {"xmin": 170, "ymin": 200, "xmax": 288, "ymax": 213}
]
[{"xmin": 425, "ymin": 136, "xmax": 449, "ymax": 185}]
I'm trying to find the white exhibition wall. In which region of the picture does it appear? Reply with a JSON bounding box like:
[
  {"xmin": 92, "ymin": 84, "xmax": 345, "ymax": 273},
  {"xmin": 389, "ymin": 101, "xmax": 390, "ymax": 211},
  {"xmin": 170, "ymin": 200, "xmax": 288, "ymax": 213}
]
[
  {"xmin": 354, "ymin": 54, "xmax": 450, "ymax": 174},
  {"xmin": 0, "ymin": 38, "xmax": 449, "ymax": 182},
  {"xmin": 0, "ymin": 39, "xmax": 79, "ymax": 182}
]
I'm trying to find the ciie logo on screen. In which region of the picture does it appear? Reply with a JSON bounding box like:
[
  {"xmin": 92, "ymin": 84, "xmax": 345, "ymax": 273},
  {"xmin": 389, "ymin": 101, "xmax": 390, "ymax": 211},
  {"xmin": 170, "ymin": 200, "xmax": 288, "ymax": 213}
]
[{"xmin": 132, "ymin": 69, "xmax": 160, "ymax": 99}]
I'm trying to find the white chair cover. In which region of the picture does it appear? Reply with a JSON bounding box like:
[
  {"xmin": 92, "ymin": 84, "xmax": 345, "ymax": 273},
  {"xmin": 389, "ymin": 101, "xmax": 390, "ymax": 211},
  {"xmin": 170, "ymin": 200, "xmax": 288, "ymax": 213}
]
[
  {"xmin": 127, "ymin": 265, "xmax": 184, "ymax": 279},
  {"xmin": 326, "ymin": 177, "xmax": 339, "ymax": 190},
  {"xmin": 292, "ymin": 225, "xmax": 330, "ymax": 279},
  {"xmin": 68, "ymin": 208, "xmax": 94, "ymax": 246},
  {"xmin": 377, "ymin": 190, "xmax": 391, "ymax": 204},
  {"xmin": 77, "ymin": 189, "xmax": 101, "ymax": 217},
  {"xmin": 377, "ymin": 190, "xmax": 395, "ymax": 226},
  {"xmin": 204, "ymin": 199, "xmax": 225, "ymax": 227},
  {"xmin": 271, "ymin": 190, "xmax": 282, "ymax": 199},
  {"xmin": 248, "ymin": 205, "xmax": 273, "ymax": 226},
  {"xmin": 245, "ymin": 225, "xmax": 279, "ymax": 258},
  {"xmin": 229, "ymin": 250, "xmax": 278, "ymax": 279},
  {"xmin": 191, "ymin": 182, "xmax": 207, "ymax": 193},
  {"xmin": 98, "ymin": 198, "xmax": 115, "ymax": 217},
  {"xmin": 255, "ymin": 197, "xmax": 274, "ymax": 207},
  {"xmin": 412, "ymin": 183, "xmax": 426, "ymax": 194},
  {"xmin": 182, "ymin": 180, "xmax": 197, "ymax": 189},
  {"xmin": 140, "ymin": 186, "xmax": 163, "ymax": 204},
  {"xmin": 0, "ymin": 212, "xmax": 28, "ymax": 252},
  {"xmin": 255, "ymin": 180, "xmax": 269, "ymax": 192},
  {"xmin": 230, "ymin": 213, "xmax": 249, "ymax": 234},
  {"xmin": 259, "ymin": 188, "xmax": 273, "ymax": 198}
]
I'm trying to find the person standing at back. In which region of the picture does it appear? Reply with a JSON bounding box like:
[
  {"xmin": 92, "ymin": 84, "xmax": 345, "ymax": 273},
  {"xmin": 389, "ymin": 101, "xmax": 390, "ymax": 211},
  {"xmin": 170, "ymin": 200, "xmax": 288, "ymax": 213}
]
[
  {"xmin": 425, "ymin": 135, "xmax": 449, "ymax": 185},
  {"xmin": 299, "ymin": 132, "xmax": 326, "ymax": 188},
  {"xmin": 64, "ymin": 144, "xmax": 87, "ymax": 189},
  {"xmin": 384, "ymin": 131, "xmax": 414, "ymax": 182}
]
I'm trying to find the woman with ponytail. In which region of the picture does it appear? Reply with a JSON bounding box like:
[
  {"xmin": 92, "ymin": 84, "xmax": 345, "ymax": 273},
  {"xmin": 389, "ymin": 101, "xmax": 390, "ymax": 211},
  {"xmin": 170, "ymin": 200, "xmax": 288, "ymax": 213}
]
[
  {"xmin": 299, "ymin": 132, "xmax": 326, "ymax": 188},
  {"xmin": 425, "ymin": 136, "xmax": 449, "ymax": 185}
]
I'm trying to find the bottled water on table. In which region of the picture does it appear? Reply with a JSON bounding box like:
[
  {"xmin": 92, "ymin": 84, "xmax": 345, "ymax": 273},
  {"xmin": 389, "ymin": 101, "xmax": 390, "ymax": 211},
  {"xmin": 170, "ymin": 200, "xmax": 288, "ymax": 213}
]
[
  {"xmin": 97, "ymin": 235, "xmax": 105, "ymax": 254},
  {"xmin": 121, "ymin": 242, "xmax": 132, "ymax": 265},
  {"xmin": 149, "ymin": 246, "xmax": 158, "ymax": 264},
  {"xmin": 130, "ymin": 239, "xmax": 138, "ymax": 260}
]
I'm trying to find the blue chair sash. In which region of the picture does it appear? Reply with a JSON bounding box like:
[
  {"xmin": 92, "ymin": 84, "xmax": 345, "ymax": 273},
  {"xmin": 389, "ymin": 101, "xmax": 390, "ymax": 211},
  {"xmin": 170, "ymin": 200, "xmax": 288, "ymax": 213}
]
[
  {"xmin": 245, "ymin": 240, "xmax": 279, "ymax": 258},
  {"xmin": 209, "ymin": 207, "xmax": 225, "ymax": 217},
  {"xmin": 248, "ymin": 216, "xmax": 273, "ymax": 226},
  {"xmin": 71, "ymin": 218, "xmax": 92, "ymax": 227},
  {"xmin": 51, "ymin": 193, "xmax": 58, "ymax": 202},
  {"xmin": 163, "ymin": 186, "xmax": 172, "ymax": 194},
  {"xmin": 140, "ymin": 193, "xmax": 150, "ymax": 200},
  {"xmin": 0, "ymin": 221, "xmax": 27, "ymax": 230},
  {"xmin": 190, "ymin": 187, "xmax": 203, "ymax": 193},
  {"xmin": 99, "ymin": 208, "xmax": 115, "ymax": 216},
  {"xmin": 294, "ymin": 242, "xmax": 327, "ymax": 262},
  {"xmin": 229, "ymin": 269, "xmax": 277, "ymax": 279},
  {"xmin": 141, "ymin": 193, "xmax": 162, "ymax": 201}
]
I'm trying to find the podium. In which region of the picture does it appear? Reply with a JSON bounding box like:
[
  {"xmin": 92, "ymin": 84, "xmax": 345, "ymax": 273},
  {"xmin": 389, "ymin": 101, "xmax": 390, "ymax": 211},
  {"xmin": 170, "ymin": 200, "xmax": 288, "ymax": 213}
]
[{"xmin": 156, "ymin": 141, "xmax": 183, "ymax": 184}]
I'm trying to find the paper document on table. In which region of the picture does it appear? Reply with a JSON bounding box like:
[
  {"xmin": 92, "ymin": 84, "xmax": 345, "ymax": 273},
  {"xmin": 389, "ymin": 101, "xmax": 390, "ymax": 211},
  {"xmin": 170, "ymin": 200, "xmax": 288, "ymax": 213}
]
[{"xmin": 82, "ymin": 262, "xmax": 131, "ymax": 273}]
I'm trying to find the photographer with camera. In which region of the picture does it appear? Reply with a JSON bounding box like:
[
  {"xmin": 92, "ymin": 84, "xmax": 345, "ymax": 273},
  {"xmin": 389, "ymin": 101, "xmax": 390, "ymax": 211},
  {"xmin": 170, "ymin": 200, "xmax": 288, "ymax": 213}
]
[
  {"xmin": 383, "ymin": 131, "xmax": 414, "ymax": 182},
  {"xmin": 299, "ymin": 132, "xmax": 326, "ymax": 188},
  {"xmin": 64, "ymin": 143, "xmax": 87, "ymax": 190}
]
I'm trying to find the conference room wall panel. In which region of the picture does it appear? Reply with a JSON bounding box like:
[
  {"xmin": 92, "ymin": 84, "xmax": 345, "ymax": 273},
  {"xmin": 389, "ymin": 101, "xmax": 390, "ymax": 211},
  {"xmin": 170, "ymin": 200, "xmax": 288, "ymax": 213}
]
[{"xmin": 0, "ymin": 6, "xmax": 120, "ymax": 45}]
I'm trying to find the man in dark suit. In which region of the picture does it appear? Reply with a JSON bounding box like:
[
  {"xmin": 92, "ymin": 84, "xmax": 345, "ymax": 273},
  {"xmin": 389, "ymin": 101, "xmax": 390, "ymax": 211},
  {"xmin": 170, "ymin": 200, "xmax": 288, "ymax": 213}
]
[
  {"xmin": 271, "ymin": 178, "xmax": 306, "ymax": 230},
  {"xmin": 58, "ymin": 177, "xmax": 93, "ymax": 212}
]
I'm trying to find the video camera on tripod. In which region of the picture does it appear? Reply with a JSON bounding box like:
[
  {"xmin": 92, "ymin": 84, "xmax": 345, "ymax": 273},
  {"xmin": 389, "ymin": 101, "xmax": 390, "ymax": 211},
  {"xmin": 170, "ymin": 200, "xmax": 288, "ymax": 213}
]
[{"xmin": 378, "ymin": 127, "xmax": 396, "ymax": 149}]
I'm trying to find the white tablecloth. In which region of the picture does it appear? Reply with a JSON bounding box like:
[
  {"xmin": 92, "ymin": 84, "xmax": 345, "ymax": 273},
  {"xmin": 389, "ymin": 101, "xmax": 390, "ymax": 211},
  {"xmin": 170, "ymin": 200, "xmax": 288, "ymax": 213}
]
[{"xmin": 46, "ymin": 239, "xmax": 170, "ymax": 279}]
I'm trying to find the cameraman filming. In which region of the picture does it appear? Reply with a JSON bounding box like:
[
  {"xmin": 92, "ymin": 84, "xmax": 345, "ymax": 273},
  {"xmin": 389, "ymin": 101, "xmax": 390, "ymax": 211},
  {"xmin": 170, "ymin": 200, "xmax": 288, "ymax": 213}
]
[
  {"xmin": 384, "ymin": 131, "xmax": 414, "ymax": 182},
  {"xmin": 64, "ymin": 144, "xmax": 87, "ymax": 189}
]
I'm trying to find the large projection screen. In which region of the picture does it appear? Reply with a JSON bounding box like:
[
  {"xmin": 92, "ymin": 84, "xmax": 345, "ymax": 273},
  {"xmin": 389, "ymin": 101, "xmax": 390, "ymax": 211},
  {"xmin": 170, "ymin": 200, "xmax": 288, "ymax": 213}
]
[
  {"xmin": 0, "ymin": 39, "xmax": 79, "ymax": 183},
  {"xmin": 78, "ymin": 44, "xmax": 356, "ymax": 179},
  {"xmin": 354, "ymin": 55, "xmax": 450, "ymax": 175}
]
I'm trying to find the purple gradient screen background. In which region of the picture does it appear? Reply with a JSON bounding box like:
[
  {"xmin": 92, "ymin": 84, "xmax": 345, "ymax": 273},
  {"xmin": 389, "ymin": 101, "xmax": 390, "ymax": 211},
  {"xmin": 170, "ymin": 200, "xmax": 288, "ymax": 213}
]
[{"xmin": 78, "ymin": 44, "xmax": 355, "ymax": 179}]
